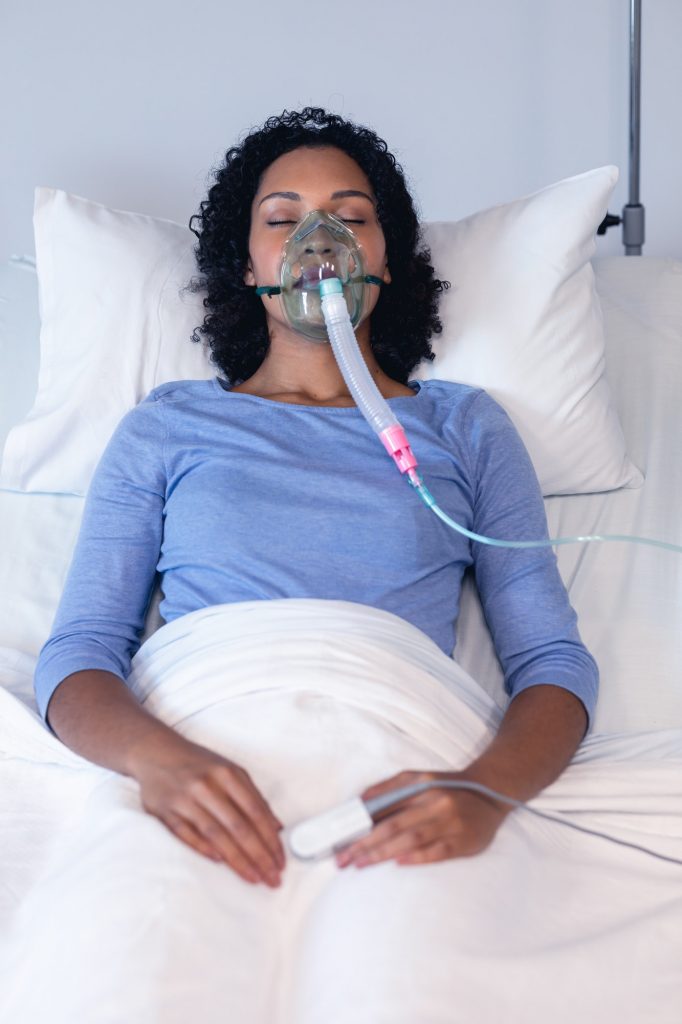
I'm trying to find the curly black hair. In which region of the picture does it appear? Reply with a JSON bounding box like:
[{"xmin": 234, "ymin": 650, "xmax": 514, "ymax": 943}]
[{"xmin": 186, "ymin": 107, "xmax": 450, "ymax": 385}]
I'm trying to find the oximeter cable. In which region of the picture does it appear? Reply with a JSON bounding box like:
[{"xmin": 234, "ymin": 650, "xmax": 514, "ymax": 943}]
[{"xmin": 364, "ymin": 780, "xmax": 682, "ymax": 867}]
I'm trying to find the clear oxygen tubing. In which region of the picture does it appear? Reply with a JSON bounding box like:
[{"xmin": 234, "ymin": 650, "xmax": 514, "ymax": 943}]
[
  {"xmin": 319, "ymin": 278, "xmax": 419, "ymax": 476},
  {"xmin": 318, "ymin": 277, "xmax": 682, "ymax": 557},
  {"xmin": 319, "ymin": 278, "xmax": 396, "ymax": 433}
]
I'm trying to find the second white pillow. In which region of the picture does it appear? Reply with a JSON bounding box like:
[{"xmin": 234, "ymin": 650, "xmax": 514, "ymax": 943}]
[{"xmin": 417, "ymin": 165, "xmax": 642, "ymax": 495}]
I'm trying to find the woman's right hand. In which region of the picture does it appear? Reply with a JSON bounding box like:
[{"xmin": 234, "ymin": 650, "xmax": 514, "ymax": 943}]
[{"xmin": 132, "ymin": 734, "xmax": 286, "ymax": 887}]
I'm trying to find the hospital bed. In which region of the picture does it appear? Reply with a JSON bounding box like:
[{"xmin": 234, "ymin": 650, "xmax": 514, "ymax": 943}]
[{"xmin": 0, "ymin": 165, "xmax": 681, "ymax": 1020}]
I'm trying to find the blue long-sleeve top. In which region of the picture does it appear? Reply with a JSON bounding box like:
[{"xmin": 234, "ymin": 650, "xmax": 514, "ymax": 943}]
[{"xmin": 34, "ymin": 377, "xmax": 598, "ymax": 734}]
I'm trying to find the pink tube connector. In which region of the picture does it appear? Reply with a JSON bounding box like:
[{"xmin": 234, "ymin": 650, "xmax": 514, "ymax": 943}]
[{"xmin": 379, "ymin": 425, "xmax": 420, "ymax": 485}]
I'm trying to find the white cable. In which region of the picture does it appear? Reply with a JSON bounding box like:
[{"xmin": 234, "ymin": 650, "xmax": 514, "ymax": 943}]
[{"xmin": 363, "ymin": 781, "xmax": 682, "ymax": 867}]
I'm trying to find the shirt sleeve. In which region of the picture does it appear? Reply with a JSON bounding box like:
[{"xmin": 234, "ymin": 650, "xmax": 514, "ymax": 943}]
[
  {"xmin": 33, "ymin": 391, "xmax": 167, "ymax": 733},
  {"xmin": 462, "ymin": 391, "xmax": 599, "ymax": 736}
]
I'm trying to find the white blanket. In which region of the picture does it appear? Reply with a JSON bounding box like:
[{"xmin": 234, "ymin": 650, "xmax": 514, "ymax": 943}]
[{"xmin": 1, "ymin": 599, "xmax": 681, "ymax": 1023}]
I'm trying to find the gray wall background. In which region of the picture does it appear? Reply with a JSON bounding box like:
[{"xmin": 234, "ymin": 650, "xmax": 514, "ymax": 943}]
[{"xmin": 2, "ymin": 0, "xmax": 680, "ymax": 260}]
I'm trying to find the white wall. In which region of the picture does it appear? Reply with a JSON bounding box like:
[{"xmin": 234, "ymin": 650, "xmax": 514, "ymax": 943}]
[{"xmin": 2, "ymin": 0, "xmax": 680, "ymax": 260}]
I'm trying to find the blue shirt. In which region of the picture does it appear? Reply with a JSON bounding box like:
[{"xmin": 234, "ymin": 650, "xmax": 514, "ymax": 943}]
[{"xmin": 34, "ymin": 377, "xmax": 598, "ymax": 733}]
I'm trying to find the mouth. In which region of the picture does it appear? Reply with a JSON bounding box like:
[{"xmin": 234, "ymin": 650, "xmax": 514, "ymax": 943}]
[{"xmin": 293, "ymin": 266, "xmax": 339, "ymax": 291}]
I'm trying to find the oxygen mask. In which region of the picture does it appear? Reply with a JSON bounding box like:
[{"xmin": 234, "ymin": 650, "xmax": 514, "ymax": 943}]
[{"xmin": 255, "ymin": 209, "xmax": 384, "ymax": 342}]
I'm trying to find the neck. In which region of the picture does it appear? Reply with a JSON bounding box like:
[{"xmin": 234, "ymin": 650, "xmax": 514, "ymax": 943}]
[{"xmin": 237, "ymin": 319, "xmax": 393, "ymax": 403}]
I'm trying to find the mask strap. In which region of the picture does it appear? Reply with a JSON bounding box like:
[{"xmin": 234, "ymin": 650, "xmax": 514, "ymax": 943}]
[{"xmin": 254, "ymin": 276, "xmax": 383, "ymax": 298}]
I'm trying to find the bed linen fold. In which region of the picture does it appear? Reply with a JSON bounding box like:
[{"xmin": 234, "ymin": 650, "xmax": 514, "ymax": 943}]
[{"xmin": 1, "ymin": 598, "xmax": 681, "ymax": 1024}]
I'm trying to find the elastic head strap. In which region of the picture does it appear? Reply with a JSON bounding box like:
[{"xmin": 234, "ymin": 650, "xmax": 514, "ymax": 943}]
[{"xmin": 255, "ymin": 276, "xmax": 384, "ymax": 298}]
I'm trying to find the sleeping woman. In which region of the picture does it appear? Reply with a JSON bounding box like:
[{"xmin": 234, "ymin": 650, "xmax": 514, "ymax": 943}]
[{"xmin": 35, "ymin": 107, "xmax": 597, "ymax": 892}]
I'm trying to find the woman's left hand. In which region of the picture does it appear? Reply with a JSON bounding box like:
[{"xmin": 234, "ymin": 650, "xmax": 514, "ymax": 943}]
[{"xmin": 335, "ymin": 769, "xmax": 509, "ymax": 870}]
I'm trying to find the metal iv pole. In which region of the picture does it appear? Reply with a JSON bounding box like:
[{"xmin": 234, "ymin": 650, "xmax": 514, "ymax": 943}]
[{"xmin": 597, "ymin": 0, "xmax": 645, "ymax": 254}]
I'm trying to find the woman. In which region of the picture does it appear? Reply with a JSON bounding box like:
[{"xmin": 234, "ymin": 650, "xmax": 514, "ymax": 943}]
[{"xmin": 35, "ymin": 107, "xmax": 596, "ymax": 894}]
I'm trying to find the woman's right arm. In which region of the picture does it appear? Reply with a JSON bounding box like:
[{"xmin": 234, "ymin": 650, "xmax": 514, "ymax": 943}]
[
  {"xmin": 47, "ymin": 669, "xmax": 285, "ymax": 887},
  {"xmin": 46, "ymin": 668, "xmax": 186, "ymax": 778},
  {"xmin": 38, "ymin": 394, "xmax": 284, "ymax": 885}
]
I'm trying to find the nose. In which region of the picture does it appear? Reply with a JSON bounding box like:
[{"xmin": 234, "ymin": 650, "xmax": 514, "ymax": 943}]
[
  {"xmin": 304, "ymin": 241, "xmax": 333, "ymax": 256},
  {"xmin": 302, "ymin": 225, "xmax": 335, "ymax": 257}
]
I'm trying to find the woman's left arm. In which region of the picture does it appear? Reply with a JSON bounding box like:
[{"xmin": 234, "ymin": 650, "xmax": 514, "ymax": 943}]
[
  {"xmin": 335, "ymin": 683, "xmax": 587, "ymax": 869},
  {"xmin": 458, "ymin": 682, "xmax": 588, "ymax": 806},
  {"xmin": 337, "ymin": 392, "xmax": 596, "ymax": 871}
]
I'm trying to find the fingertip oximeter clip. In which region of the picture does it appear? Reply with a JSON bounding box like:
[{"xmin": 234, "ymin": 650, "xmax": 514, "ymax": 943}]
[{"xmin": 284, "ymin": 797, "xmax": 374, "ymax": 861}]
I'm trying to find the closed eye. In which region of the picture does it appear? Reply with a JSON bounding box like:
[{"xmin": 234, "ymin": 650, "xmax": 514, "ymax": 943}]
[{"xmin": 267, "ymin": 219, "xmax": 366, "ymax": 226}]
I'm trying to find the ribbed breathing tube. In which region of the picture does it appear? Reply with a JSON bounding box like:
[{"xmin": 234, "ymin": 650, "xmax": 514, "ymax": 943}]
[{"xmin": 319, "ymin": 278, "xmax": 682, "ymax": 557}]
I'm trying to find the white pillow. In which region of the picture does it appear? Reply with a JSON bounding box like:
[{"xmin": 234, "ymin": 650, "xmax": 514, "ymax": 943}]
[
  {"xmin": 0, "ymin": 172, "xmax": 642, "ymax": 496},
  {"xmin": 0, "ymin": 189, "xmax": 215, "ymax": 496},
  {"xmin": 416, "ymin": 166, "xmax": 642, "ymax": 495}
]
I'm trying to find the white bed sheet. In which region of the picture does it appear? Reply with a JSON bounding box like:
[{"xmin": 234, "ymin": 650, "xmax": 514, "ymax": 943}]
[
  {"xmin": 1, "ymin": 600, "xmax": 681, "ymax": 1024},
  {"xmin": 0, "ymin": 254, "xmax": 681, "ymax": 1020}
]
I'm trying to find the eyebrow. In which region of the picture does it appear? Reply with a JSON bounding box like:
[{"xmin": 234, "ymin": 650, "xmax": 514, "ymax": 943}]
[{"xmin": 258, "ymin": 189, "xmax": 375, "ymax": 207}]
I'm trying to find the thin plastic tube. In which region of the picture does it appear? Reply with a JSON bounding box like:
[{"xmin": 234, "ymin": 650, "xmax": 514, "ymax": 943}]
[
  {"xmin": 411, "ymin": 474, "xmax": 682, "ymax": 554},
  {"xmin": 319, "ymin": 278, "xmax": 682, "ymax": 557}
]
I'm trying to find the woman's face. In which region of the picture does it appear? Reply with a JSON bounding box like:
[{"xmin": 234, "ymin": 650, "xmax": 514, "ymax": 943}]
[{"xmin": 244, "ymin": 146, "xmax": 391, "ymax": 338}]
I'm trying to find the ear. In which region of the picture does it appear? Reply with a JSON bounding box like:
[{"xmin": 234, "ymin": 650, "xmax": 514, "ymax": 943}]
[
  {"xmin": 382, "ymin": 263, "xmax": 392, "ymax": 285},
  {"xmin": 244, "ymin": 260, "xmax": 256, "ymax": 287}
]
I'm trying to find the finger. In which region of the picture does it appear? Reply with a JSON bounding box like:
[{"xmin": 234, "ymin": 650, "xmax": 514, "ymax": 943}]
[
  {"xmin": 163, "ymin": 811, "xmax": 259, "ymax": 883},
  {"xmin": 397, "ymin": 839, "xmax": 458, "ymax": 865},
  {"xmin": 162, "ymin": 811, "xmax": 223, "ymax": 862},
  {"xmin": 347, "ymin": 785, "xmax": 451, "ymax": 855},
  {"xmin": 214, "ymin": 768, "xmax": 286, "ymax": 866},
  {"xmin": 397, "ymin": 826, "xmax": 496, "ymax": 865},
  {"xmin": 182, "ymin": 785, "xmax": 283, "ymax": 883},
  {"xmin": 215, "ymin": 765, "xmax": 284, "ymax": 843},
  {"xmin": 337, "ymin": 805, "xmax": 442, "ymax": 866},
  {"xmin": 233, "ymin": 767, "xmax": 285, "ymax": 833},
  {"xmin": 174, "ymin": 799, "xmax": 280, "ymax": 885},
  {"xmin": 223, "ymin": 773, "xmax": 287, "ymax": 869}
]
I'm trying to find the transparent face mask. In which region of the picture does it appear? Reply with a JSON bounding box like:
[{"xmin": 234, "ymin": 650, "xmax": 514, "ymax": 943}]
[{"xmin": 255, "ymin": 209, "xmax": 383, "ymax": 343}]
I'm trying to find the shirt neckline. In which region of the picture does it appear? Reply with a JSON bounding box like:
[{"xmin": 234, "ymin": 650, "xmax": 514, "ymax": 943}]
[{"xmin": 212, "ymin": 376, "xmax": 423, "ymax": 411}]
